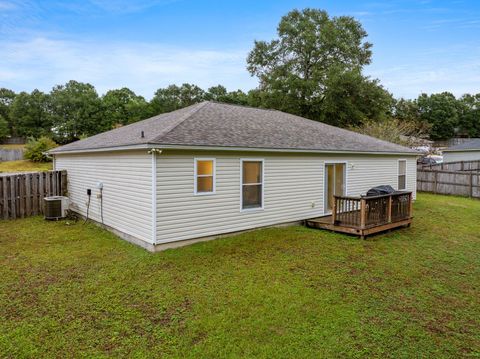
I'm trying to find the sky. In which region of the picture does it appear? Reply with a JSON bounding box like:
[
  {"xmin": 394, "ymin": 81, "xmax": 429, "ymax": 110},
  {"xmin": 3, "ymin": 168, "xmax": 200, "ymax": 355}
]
[{"xmin": 0, "ymin": 0, "xmax": 479, "ymax": 99}]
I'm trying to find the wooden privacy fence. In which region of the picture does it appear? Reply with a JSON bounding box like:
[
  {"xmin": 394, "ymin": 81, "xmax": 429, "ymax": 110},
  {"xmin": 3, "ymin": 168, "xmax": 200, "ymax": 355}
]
[
  {"xmin": 0, "ymin": 171, "xmax": 67, "ymax": 220},
  {"xmin": 0, "ymin": 137, "xmax": 26, "ymax": 145},
  {"xmin": 417, "ymin": 169, "xmax": 480, "ymax": 199},
  {"xmin": 0, "ymin": 149, "xmax": 24, "ymax": 161},
  {"xmin": 418, "ymin": 160, "xmax": 480, "ymax": 172}
]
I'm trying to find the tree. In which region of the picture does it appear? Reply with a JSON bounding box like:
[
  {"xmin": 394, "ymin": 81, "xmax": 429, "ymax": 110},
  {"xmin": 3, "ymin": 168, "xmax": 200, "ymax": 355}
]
[
  {"xmin": 319, "ymin": 69, "xmax": 393, "ymax": 127},
  {"xmin": 417, "ymin": 92, "xmax": 459, "ymax": 140},
  {"xmin": 9, "ymin": 90, "xmax": 52, "ymax": 138},
  {"xmin": 49, "ymin": 80, "xmax": 102, "ymax": 143},
  {"xmin": 349, "ymin": 118, "xmax": 430, "ymax": 147},
  {"xmin": 246, "ymin": 8, "xmax": 379, "ymax": 124},
  {"xmin": 0, "ymin": 115, "xmax": 9, "ymax": 140},
  {"xmin": 0, "ymin": 88, "xmax": 16, "ymax": 136},
  {"xmin": 150, "ymin": 83, "xmax": 205, "ymax": 115},
  {"xmin": 101, "ymin": 88, "xmax": 149, "ymax": 129},
  {"xmin": 392, "ymin": 98, "xmax": 420, "ymax": 122},
  {"xmin": 205, "ymin": 85, "xmax": 228, "ymax": 102},
  {"xmin": 457, "ymin": 94, "xmax": 480, "ymax": 137},
  {"xmin": 205, "ymin": 85, "xmax": 249, "ymax": 105}
]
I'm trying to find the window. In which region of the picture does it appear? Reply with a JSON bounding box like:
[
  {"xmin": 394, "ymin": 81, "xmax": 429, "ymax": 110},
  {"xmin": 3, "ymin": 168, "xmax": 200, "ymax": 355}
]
[
  {"xmin": 194, "ymin": 158, "xmax": 215, "ymax": 194},
  {"xmin": 241, "ymin": 160, "xmax": 263, "ymax": 210},
  {"xmin": 398, "ymin": 160, "xmax": 407, "ymax": 190}
]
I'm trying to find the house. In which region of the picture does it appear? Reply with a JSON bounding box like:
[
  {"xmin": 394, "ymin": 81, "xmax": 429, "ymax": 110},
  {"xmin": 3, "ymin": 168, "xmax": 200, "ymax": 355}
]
[
  {"xmin": 50, "ymin": 101, "xmax": 418, "ymax": 251},
  {"xmin": 443, "ymin": 139, "xmax": 480, "ymax": 163}
]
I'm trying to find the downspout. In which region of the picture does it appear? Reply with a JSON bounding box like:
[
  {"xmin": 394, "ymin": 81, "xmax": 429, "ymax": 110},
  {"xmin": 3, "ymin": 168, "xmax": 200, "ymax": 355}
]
[{"xmin": 149, "ymin": 149, "xmax": 161, "ymax": 245}]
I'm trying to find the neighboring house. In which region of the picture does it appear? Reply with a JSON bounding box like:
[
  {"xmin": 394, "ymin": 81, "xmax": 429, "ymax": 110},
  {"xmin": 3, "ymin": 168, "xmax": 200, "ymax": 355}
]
[
  {"xmin": 443, "ymin": 139, "xmax": 480, "ymax": 163},
  {"xmin": 50, "ymin": 101, "xmax": 418, "ymax": 251}
]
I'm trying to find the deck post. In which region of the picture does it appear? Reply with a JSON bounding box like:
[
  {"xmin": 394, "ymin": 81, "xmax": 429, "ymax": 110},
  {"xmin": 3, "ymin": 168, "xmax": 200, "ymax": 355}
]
[
  {"xmin": 360, "ymin": 198, "xmax": 366, "ymax": 229},
  {"xmin": 331, "ymin": 196, "xmax": 337, "ymax": 225},
  {"xmin": 408, "ymin": 192, "xmax": 413, "ymax": 218},
  {"xmin": 387, "ymin": 195, "xmax": 392, "ymax": 223}
]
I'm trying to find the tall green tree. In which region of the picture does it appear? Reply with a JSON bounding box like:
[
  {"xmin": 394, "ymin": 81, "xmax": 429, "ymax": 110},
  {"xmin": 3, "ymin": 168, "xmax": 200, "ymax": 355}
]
[
  {"xmin": 49, "ymin": 80, "xmax": 102, "ymax": 143},
  {"xmin": 246, "ymin": 8, "xmax": 385, "ymax": 125},
  {"xmin": 9, "ymin": 90, "xmax": 52, "ymax": 138},
  {"xmin": 457, "ymin": 94, "xmax": 480, "ymax": 137},
  {"xmin": 101, "ymin": 88, "xmax": 149, "ymax": 129},
  {"xmin": 150, "ymin": 83, "xmax": 205, "ymax": 115},
  {"xmin": 417, "ymin": 92, "xmax": 459, "ymax": 140},
  {"xmin": 392, "ymin": 98, "xmax": 420, "ymax": 122},
  {"xmin": 0, "ymin": 88, "xmax": 16, "ymax": 136},
  {"xmin": 0, "ymin": 116, "xmax": 9, "ymax": 140},
  {"xmin": 319, "ymin": 69, "xmax": 393, "ymax": 127},
  {"xmin": 205, "ymin": 85, "xmax": 249, "ymax": 105}
]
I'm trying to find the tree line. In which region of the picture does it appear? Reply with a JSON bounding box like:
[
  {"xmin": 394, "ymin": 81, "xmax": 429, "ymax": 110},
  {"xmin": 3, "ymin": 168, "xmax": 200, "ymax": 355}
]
[
  {"xmin": 0, "ymin": 83, "xmax": 255, "ymax": 144},
  {"xmin": 0, "ymin": 9, "xmax": 478, "ymax": 145}
]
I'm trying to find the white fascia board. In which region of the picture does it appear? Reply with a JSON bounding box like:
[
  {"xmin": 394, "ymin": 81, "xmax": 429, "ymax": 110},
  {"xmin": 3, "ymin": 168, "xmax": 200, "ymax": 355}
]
[
  {"xmin": 50, "ymin": 143, "xmax": 420, "ymax": 156},
  {"xmin": 443, "ymin": 149, "xmax": 480, "ymax": 153}
]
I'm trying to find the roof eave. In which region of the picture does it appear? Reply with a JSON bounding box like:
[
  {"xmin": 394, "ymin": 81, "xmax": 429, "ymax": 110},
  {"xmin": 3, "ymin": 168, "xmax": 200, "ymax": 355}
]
[
  {"xmin": 50, "ymin": 143, "xmax": 419, "ymax": 156},
  {"xmin": 443, "ymin": 148, "xmax": 480, "ymax": 153}
]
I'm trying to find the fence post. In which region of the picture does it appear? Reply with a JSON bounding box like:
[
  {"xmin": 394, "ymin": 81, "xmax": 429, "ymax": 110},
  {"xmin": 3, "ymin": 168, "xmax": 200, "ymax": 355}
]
[
  {"xmin": 433, "ymin": 171, "xmax": 438, "ymax": 194},
  {"xmin": 360, "ymin": 198, "xmax": 366, "ymax": 229},
  {"xmin": 25, "ymin": 174, "xmax": 31, "ymax": 217},
  {"xmin": 469, "ymin": 172, "xmax": 473, "ymax": 198},
  {"xmin": 387, "ymin": 195, "xmax": 392, "ymax": 223},
  {"xmin": 331, "ymin": 197, "xmax": 337, "ymax": 225},
  {"xmin": 2, "ymin": 177, "xmax": 8, "ymax": 219},
  {"xmin": 409, "ymin": 193, "xmax": 413, "ymax": 218}
]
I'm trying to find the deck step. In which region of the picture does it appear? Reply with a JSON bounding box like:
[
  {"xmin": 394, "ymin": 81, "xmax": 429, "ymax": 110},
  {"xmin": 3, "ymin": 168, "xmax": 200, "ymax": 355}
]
[{"xmin": 306, "ymin": 217, "xmax": 412, "ymax": 239}]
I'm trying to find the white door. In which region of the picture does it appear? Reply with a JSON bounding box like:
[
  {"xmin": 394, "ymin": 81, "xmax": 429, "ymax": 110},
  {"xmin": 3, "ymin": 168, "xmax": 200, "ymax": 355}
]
[{"xmin": 324, "ymin": 163, "xmax": 346, "ymax": 213}]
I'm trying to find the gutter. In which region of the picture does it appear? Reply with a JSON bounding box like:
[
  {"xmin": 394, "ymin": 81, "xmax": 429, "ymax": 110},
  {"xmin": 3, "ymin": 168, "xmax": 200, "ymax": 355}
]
[
  {"xmin": 49, "ymin": 143, "xmax": 420, "ymax": 157},
  {"xmin": 443, "ymin": 148, "xmax": 480, "ymax": 153}
]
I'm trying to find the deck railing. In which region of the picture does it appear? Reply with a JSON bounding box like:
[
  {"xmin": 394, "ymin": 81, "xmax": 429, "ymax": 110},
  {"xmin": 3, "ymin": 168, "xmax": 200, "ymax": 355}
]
[{"xmin": 332, "ymin": 191, "xmax": 413, "ymax": 229}]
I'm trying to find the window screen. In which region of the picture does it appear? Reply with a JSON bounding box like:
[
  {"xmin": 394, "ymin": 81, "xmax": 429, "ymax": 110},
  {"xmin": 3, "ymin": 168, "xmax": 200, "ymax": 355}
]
[
  {"xmin": 195, "ymin": 159, "xmax": 215, "ymax": 193},
  {"xmin": 242, "ymin": 161, "xmax": 263, "ymax": 209}
]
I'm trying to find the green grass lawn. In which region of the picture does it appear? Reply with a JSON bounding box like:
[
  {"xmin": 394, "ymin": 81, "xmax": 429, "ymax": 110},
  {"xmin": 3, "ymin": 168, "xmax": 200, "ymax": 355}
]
[
  {"xmin": 0, "ymin": 160, "xmax": 52, "ymax": 173},
  {"xmin": 0, "ymin": 193, "xmax": 479, "ymax": 358}
]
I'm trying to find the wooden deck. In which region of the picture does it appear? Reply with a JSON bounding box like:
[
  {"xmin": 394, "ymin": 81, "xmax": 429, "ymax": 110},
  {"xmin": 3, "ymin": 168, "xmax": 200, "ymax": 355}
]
[{"xmin": 306, "ymin": 191, "xmax": 413, "ymax": 239}]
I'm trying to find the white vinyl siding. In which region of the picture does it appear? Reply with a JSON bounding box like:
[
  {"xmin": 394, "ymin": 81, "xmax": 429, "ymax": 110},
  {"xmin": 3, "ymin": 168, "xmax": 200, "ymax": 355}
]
[
  {"xmin": 156, "ymin": 150, "xmax": 417, "ymax": 244},
  {"xmin": 443, "ymin": 151, "xmax": 480, "ymax": 163},
  {"xmin": 55, "ymin": 150, "xmax": 153, "ymax": 244}
]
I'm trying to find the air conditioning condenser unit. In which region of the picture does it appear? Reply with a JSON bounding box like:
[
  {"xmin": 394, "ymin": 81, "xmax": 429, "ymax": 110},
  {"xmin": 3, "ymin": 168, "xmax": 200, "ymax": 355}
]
[{"xmin": 44, "ymin": 196, "xmax": 69, "ymax": 220}]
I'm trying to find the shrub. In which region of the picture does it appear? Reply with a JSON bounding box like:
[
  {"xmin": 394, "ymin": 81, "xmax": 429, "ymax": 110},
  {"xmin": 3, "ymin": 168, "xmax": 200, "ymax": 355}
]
[{"xmin": 24, "ymin": 136, "xmax": 58, "ymax": 162}]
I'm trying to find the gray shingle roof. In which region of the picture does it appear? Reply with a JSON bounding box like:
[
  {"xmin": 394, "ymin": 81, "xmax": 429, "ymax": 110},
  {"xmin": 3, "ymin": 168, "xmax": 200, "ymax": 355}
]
[
  {"xmin": 50, "ymin": 101, "xmax": 417, "ymax": 155},
  {"xmin": 444, "ymin": 139, "xmax": 480, "ymax": 151}
]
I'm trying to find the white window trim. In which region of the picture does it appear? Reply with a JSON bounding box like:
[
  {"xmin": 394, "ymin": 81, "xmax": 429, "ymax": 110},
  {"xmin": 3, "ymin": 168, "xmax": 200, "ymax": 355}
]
[
  {"xmin": 323, "ymin": 160, "xmax": 348, "ymax": 215},
  {"xmin": 194, "ymin": 158, "xmax": 216, "ymax": 195},
  {"xmin": 240, "ymin": 158, "xmax": 265, "ymax": 212},
  {"xmin": 397, "ymin": 159, "xmax": 407, "ymax": 191}
]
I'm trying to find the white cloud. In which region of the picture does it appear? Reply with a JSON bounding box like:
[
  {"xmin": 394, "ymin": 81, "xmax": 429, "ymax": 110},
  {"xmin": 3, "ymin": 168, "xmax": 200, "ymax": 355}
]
[{"xmin": 0, "ymin": 37, "xmax": 258, "ymax": 97}]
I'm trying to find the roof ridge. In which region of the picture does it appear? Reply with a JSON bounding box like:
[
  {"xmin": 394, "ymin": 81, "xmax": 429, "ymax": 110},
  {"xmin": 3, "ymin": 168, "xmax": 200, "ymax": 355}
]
[
  {"xmin": 207, "ymin": 100, "xmax": 278, "ymax": 112},
  {"xmin": 151, "ymin": 101, "xmax": 210, "ymax": 143}
]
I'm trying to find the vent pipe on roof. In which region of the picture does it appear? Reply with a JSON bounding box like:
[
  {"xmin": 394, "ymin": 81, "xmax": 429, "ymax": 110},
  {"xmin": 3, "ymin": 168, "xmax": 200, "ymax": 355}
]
[{"xmin": 141, "ymin": 131, "xmax": 145, "ymax": 138}]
